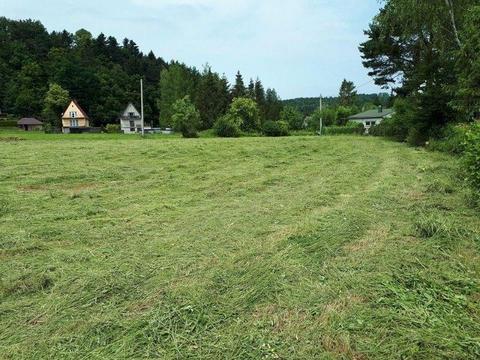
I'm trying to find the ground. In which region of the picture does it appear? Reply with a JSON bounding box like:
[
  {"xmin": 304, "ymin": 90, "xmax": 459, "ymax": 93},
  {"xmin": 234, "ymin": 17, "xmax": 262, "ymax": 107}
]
[{"xmin": 0, "ymin": 131, "xmax": 479, "ymax": 359}]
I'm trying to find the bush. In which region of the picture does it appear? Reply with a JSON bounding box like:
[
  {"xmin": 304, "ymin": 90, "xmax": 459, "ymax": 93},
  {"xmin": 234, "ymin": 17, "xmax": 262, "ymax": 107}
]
[
  {"xmin": 172, "ymin": 96, "xmax": 200, "ymax": 138},
  {"xmin": 323, "ymin": 121, "xmax": 364, "ymax": 135},
  {"xmin": 229, "ymin": 97, "xmax": 260, "ymax": 132},
  {"xmin": 214, "ymin": 113, "xmax": 242, "ymax": 138},
  {"xmin": 280, "ymin": 106, "xmax": 304, "ymax": 130},
  {"xmin": 105, "ymin": 124, "xmax": 120, "ymax": 133},
  {"xmin": 262, "ymin": 121, "xmax": 290, "ymax": 137},
  {"xmin": 464, "ymin": 122, "xmax": 480, "ymax": 193},
  {"xmin": 0, "ymin": 119, "xmax": 17, "ymax": 127},
  {"xmin": 427, "ymin": 124, "xmax": 468, "ymax": 155}
]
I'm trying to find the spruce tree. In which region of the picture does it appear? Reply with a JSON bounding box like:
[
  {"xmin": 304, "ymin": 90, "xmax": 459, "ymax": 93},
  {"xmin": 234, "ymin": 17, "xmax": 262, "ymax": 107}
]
[
  {"xmin": 247, "ymin": 79, "xmax": 255, "ymax": 99},
  {"xmin": 254, "ymin": 78, "xmax": 266, "ymax": 121},
  {"xmin": 231, "ymin": 71, "xmax": 246, "ymax": 99}
]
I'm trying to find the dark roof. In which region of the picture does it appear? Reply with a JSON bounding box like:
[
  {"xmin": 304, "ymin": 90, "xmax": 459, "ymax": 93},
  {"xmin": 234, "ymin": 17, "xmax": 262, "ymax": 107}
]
[
  {"xmin": 349, "ymin": 108, "xmax": 394, "ymax": 120},
  {"xmin": 72, "ymin": 99, "xmax": 90, "ymax": 119},
  {"xmin": 17, "ymin": 118, "xmax": 43, "ymax": 125}
]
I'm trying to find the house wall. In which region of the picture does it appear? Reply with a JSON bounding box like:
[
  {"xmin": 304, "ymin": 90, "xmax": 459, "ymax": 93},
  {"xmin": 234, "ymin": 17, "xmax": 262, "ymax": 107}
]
[
  {"xmin": 120, "ymin": 119, "xmax": 142, "ymax": 134},
  {"xmin": 62, "ymin": 118, "xmax": 89, "ymax": 128}
]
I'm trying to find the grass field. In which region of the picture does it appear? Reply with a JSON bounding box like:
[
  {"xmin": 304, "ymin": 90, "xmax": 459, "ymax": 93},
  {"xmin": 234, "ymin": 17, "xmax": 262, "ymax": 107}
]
[{"xmin": 1, "ymin": 131, "xmax": 479, "ymax": 359}]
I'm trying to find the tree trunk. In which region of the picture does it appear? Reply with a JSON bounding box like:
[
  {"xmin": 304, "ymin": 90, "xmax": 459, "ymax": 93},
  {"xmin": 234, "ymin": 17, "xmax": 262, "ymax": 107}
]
[{"xmin": 445, "ymin": 0, "xmax": 462, "ymax": 48}]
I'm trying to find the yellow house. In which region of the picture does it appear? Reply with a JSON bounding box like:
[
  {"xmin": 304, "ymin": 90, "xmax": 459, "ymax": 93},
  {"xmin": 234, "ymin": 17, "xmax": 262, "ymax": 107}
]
[{"xmin": 62, "ymin": 100, "xmax": 90, "ymax": 133}]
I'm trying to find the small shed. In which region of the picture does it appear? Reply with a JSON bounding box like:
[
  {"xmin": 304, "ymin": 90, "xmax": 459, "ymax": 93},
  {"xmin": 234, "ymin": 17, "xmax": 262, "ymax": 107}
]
[{"xmin": 17, "ymin": 118, "xmax": 44, "ymax": 131}]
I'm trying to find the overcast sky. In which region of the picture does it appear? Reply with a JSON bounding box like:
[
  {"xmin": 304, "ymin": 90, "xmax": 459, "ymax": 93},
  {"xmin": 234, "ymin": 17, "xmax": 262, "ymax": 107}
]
[{"xmin": 1, "ymin": 0, "xmax": 385, "ymax": 99}]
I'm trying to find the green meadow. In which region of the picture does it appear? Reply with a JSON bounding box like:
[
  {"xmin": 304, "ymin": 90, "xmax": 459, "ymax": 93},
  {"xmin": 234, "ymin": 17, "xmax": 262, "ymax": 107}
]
[{"xmin": 1, "ymin": 131, "xmax": 479, "ymax": 359}]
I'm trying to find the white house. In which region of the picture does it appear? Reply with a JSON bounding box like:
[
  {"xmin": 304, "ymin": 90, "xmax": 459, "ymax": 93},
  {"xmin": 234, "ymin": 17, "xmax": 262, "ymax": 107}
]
[
  {"xmin": 119, "ymin": 103, "xmax": 142, "ymax": 134},
  {"xmin": 348, "ymin": 106, "xmax": 394, "ymax": 134}
]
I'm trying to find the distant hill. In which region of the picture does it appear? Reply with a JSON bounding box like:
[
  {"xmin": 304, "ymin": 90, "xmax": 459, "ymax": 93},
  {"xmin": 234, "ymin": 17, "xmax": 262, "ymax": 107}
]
[{"xmin": 282, "ymin": 93, "xmax": 391, "ymax": 116}]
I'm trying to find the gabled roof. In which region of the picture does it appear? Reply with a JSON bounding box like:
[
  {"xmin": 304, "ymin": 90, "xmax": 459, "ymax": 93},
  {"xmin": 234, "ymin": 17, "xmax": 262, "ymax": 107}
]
[
  {"xmin": 120, "ymin": 103, "xmax": 141, "ymax": 118},
  {"xmin": 63, "ymin": 100, "xmax": 89, "ymax": 119},
  {"xmin": 349, "ymin": 108, "xmax": 394, "ymax": 120},
  {"xmin": 18, "ymin": 117, "xmax": 43, "ymax": 125}
]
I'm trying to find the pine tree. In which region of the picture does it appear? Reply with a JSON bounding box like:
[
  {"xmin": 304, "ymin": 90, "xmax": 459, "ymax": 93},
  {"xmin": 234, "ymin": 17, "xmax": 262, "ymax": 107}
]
[
  {"xmin": 247, "ymin": 79, "xmax": 255, "ymax": 99},
  {"xmin": 254, "ymin": 78, "xmax": 266, "ymax": 121},
  {"xmin": 265, "ymin": 88, "xmax": 283, "ymax": 121},
  {"xmin": 339, "ymin": 79, "xmax": 357, "ymax": 107},
  {"xmin": 231, "ymin": 71, "xmax": 246, "ymax": 99},
  {"xmin": 195, "ymin": 65, "xmax": 230, "ymax": 129}
]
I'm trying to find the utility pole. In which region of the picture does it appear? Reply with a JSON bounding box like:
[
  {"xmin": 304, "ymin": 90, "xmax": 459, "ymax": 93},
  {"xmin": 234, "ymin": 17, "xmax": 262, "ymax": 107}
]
[
  {"xmin": 319, "ymin": 94, "xmax": 323, "ymax": 136},
  {"xmin": 140, "ymin": 78, "xmax": 145, "ymax": 137}
]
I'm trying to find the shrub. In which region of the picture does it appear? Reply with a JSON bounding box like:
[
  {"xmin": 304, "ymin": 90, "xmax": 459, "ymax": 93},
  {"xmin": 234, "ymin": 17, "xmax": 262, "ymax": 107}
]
[
  {"xmin": 406, "ymin": 126, "xmax": 428, "ymax": 147},
  {"xmin": 464, "ymin": 122, "xmax": 480, "ymax": 193},
  {"xmin": 214, "ymin": 113, "xmax": 242, "ymax": 138},
  {"xmin": 280, "ymin": 106, "xmax": 304, "ymax": 130},
  {"xmin": 105, "ymin": 124, "xmax": 121, "ymax": 133},
  {"xmin": 369, "ymin": 98, "xmax": 415, "ymax": 141},
  {"xmin": 263, "ymin": 121, "xmax": 290, "ymax": 137},
  {"xmin": 323, "ymin": 121, "xmax": 364, "ymax": 135},
  {"xmin": 172, "ymin": 96, "xmax": 200, "ymax": 138},
  {"xmin": 427, "ymin": 124, "xmax": 468, "ymax": 155},
  {"xmin": 229, "ymin": 97, "xmax": 260, "ymax": 132},
  {"xmin": 0, "ymin": 119, "xmax": 17, "ymax": 127}
]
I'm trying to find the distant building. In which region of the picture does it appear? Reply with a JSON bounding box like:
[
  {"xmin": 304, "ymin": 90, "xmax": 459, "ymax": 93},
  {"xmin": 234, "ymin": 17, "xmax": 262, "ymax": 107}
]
[
  {"xmin": 17, "ymin": 118, "xmax": 43, "ymax": 131},
  {"xmin": 119, "ymin": 103, "xmax": 142, "ymax": 134},
  {"xmin": 348, "ymin": 106, "xmax": 394, "ymax": 134},
  {"xmin": 62, "ymin": 100, "xmax": 90, "ymax": 133}
]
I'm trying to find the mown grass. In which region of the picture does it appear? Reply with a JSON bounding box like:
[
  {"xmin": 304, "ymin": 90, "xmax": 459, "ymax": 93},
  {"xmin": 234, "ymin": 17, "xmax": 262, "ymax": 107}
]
[{"xmin": 0, "ymin": 130, "xmax": 479, "ymax": 359}]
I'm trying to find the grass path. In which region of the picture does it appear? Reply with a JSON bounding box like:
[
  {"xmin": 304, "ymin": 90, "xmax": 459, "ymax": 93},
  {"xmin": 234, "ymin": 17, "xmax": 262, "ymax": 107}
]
[{"xmin": 0, "ymin": 134, "xmax": 479, "ymax": 358}]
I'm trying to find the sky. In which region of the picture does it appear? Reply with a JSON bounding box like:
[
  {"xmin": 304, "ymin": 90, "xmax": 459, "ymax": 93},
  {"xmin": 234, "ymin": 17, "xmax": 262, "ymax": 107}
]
[{"xmin": 0, "ymin": 0, "xmax": 385, "ymax": 99}]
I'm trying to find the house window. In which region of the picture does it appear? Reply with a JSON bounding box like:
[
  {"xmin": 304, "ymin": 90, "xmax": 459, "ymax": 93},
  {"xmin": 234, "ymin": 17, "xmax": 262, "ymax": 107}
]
[
  {"xmin": 129, "ymin": 112, "xmax": 135, "ymax": 118},
  {"xmin": 70, "ymin": 111, "xmax": 77, "ymax": 118},
  {"xmin": 130, "ymin": 120, "xmax": 135, "ymax": 132},
  {"xmin": 365, "ymin": 121, "xmax": 371, "ymax": 126},
  {"xmin": 71, "ymin": 119, "xmax": 79, "ymax": 127},
  {"xmin": 371, "ymin": 121, "xmax": 376, "ymax": 126}
]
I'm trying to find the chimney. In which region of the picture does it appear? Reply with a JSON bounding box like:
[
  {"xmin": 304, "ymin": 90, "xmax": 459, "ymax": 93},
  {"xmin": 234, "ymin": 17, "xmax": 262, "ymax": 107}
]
[{"xmin": 378, "ymin": 105, "xmax": 383, "ymax": 113}]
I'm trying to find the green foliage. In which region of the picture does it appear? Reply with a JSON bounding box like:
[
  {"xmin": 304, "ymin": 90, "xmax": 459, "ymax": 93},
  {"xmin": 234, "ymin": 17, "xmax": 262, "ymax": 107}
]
[
  {"xmin": 463, "ymin": 123, "xmax": 480, "ymax": 193},
  {"xmin": 0, "ymin": 119, "xmax": 17, "ymax": 127},
  {"xmin": 231, "ymin": 71, "xmax": 246, "ymax": 99},
  {"xmin": 280, "ymin": 106, "xmax": 303, "ymax": 130},
  {"xmin": 42, "ymin": 83, "xmax": 69, "ymax": 127},
  {"xmin": 214, "ymin": 113, "xmax": 242, "ymax": 138},
  {"xmin": 282, "ymin": 93, "xmax": 391, "ymax": 117},
  {"xmin": 171, "ymin": 96, "xmax": 200, "ymax": 138},
  {"xmin": 229, "ymin": 97, "xmax": 260, "ymax": 132},
  {"xmin": 339, "ymin": 79, "xmax": 357, "ymax": 106},
  {"xmin": 336, "ymin": 106, "xmax": 357, "ymax": 126},
  {"xmin": 105, "ymin": 124, "xmax": 121, "ymax": 133},
  {"xmin": 323, "ymin": 121, "xmax": 364, "ymax": 135},
  {"xmin": 360, "ymin": 0, "xmax": 478, "ymax": 139},
  {"xmin": 194, "ymin": 66, "xmax": 230, "ymax": 130},
  {"xmin": 369, "ymin": 98, "xmax": 414, "ymax": 142},
  {"xmin": 264, "ymin": 88, "xmax": 283, "ymax": 121},
  {"xmin": 262, "ymin": 120, "xmax": 290, "ymax": 137},
  {"xmin": 454, "ymin": 6, "xmax": 480, "ymax": 118},
  {"xmin": 427, "ymin": 124, "xmax": 469, "ymax": 155},
  {"xmin": 158, "ymin": 63, "xmax": 196, "ymax": 127}
]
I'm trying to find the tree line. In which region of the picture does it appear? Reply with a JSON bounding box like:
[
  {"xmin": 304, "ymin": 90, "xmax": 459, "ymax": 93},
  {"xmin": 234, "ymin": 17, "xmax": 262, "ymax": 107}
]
[
  {"xmin": 0, "ymin": 17, "xmax": 282, "ymax": 130},
  {"xmin": 360, "ymin": 0, "xmax": 480, "ymax": 145}
]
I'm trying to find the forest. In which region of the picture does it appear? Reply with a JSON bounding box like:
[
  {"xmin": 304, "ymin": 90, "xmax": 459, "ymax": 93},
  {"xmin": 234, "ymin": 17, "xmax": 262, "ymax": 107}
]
[{"xmin": 0, "ymin": 17, "xmax": 284, "ymax": 130}]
